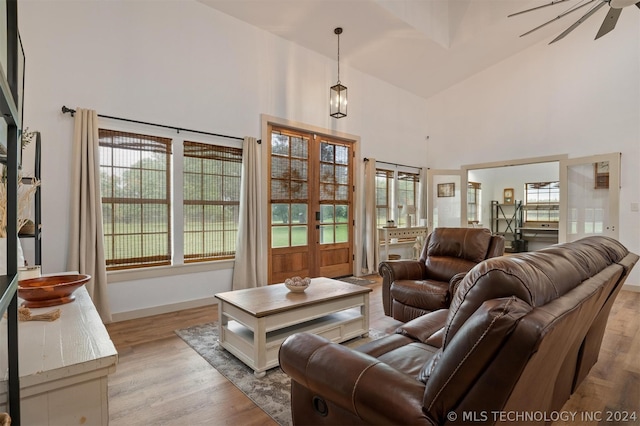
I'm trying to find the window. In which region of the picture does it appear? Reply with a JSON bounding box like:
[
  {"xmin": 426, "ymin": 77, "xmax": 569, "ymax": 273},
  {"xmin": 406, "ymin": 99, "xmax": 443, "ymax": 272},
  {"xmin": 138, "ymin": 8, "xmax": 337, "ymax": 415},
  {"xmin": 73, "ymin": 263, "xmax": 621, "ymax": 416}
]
[
  {"xmin": 183, "ymin": 141, "xmax": 242, "ymax": 262},
  {"xmin": 99, "ymin": 129, "xmax": 172, "ymax": 269},
  {"xmin": 524, "ymin": 181, "xmax": 559, "ymax": 223},
  {"xmin": 375, "ymin": 169, "xmax": 393, "ymax": 227},
  {"xmin": 375, "ymin": 168, "xmax": 420, "ymax": 227},
  {"xmin": 396, "ymin": 171, "xmax": 419, "ymax": 227},
  {"xmin": 99, "ymin": 129, "xmax": 243, "ymax": 270}
]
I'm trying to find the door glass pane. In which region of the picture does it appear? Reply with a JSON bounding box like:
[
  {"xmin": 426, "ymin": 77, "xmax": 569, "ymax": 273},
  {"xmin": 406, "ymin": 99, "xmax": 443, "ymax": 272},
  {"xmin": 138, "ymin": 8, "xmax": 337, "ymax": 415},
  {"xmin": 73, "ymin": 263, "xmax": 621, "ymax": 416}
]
[
  {"xmin": 291, "ymin": 159, "xmax": 308, "ymax": 181},
  {"xmin": 335, "ymin": 145, "xmax": 348, "ymax": 164},
  {"xmin": 320, "ymin": 205, "xmax": 334, "ymax": 223},
  {"xmin": 335, "ymin": 165, "xmax": 348, "ymax": 184},
  {"xmin": 291, "ymin": 226, "xmax": 308, "ymax": 246},
  {"xmin": 319, "ymin": 225, "xmax": 334, "ymax": 244},
  {"xmin": 271, "ymin": 180, "xmax": 289, "ymax": 200},
  {"xmin": 291, "ymin": 136, "xmax": 308, "ymax": 159},
  {"xmin": 271, "ymin": 156, "xmax": 289, "ymax": 178},
  {"xmin": 320, "ymin": 143, "xmax": 334, "ymax": 162},
  {"xmin": 335, "ymin": 205, "xmax": 348, "ymax": 223},
  {"xmin": 272, "ymin": 204, "xmax": 290, "ymax": 224},
  {"xmin": 566, "ymin": 163, "xmax": 609, "ymax": 238},
  {"xmin": 271, "ymin": 134, "xmax": 289, "ymax": 156},
  {"xmin": 292, "ymin": 204, "xmax": 307, "ymax": 224},
  {"xmin": 272, "ymin": 227, "xmax": 289, "ymax": 248},
  {"xmin": 336, "ymin": 185, "xmax": 348, "ymax": 201},
  {"xmin": 335, "ymin": 224, "xmax": 348, "ymax": 243},
  {"xmin": 320, "ymin": 183, "xmax": 334, "ymax": 201},
  {"xmin": 320, "ymin": 163, "xmax": 334, "ymax": 183}
]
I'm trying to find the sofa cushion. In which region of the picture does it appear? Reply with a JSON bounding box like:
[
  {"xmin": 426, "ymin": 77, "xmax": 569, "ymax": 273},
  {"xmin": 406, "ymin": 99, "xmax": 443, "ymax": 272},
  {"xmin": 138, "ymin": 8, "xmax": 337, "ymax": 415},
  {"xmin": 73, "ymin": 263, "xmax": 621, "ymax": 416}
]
[
  {"xmin": 391, "ymin": 280, "xmax": 449, "ymax": 312},
  {"xmin": 421, "ymin": 297, "xmax": 532, "ymax": 423}
]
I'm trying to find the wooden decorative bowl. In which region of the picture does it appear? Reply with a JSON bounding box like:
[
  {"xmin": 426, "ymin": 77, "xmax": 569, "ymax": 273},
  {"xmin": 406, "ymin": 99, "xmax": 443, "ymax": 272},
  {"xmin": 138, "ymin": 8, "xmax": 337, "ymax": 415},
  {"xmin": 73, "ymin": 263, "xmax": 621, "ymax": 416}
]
[
  {"xmin": 284, "ymin": 277, "xmax": 311, "ymax": 293},
  {"xmin": 18, "ymin": 274, "xmax": 91, "ymax": 308}
]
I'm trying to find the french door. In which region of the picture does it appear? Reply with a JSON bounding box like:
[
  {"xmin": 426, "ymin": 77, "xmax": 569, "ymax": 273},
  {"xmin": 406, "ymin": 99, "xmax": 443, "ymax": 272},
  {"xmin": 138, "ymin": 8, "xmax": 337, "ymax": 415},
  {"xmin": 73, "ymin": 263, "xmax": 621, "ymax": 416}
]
[
  {"xmin": 559, "ymin": 153, "xmax": 620, "ymax": 242},
  {"xmin": 268, "ymin": 126, "xmax": 354, "ymax": 284}
]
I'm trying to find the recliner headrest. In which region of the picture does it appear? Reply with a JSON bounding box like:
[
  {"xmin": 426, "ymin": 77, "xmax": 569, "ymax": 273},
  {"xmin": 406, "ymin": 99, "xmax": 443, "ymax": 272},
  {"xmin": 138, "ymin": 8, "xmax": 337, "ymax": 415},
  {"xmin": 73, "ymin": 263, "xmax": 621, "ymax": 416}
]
[{"xmin": 426, "ymin": 227, "xmax": 493, "ymax": 263}]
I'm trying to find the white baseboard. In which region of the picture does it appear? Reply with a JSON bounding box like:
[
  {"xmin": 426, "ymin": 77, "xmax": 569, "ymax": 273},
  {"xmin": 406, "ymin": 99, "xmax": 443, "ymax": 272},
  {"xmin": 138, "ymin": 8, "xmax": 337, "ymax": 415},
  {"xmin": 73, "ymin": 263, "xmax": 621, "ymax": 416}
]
[
  {"xmin": 111, "ymin": 297, "xmax": 218, "ymax": 322},
  {"xmin": 622, "ymin": 284, "xmax": 640, "ymax": 293}
]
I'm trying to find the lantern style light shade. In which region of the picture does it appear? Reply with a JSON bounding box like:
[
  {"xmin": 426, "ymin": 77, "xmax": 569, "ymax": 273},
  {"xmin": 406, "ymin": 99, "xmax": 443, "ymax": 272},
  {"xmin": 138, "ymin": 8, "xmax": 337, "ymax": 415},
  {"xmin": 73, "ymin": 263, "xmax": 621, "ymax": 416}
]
[
  {"xmin": 330, "ymin": 27, "xmax": 347, "ymax": 119},
  {"xmin": 330, "ymin": 83, "xmax": 347, "ymax": 118}
]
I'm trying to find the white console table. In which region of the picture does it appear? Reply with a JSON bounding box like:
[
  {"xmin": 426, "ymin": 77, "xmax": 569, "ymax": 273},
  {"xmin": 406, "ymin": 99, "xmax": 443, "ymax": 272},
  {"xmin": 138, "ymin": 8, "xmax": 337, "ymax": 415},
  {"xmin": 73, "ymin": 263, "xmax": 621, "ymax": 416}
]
[
  {"xmin": 378, "ymin": 226, "xmax": 429, "ymax": 261},
  {"xmin": 0, "ymin": 286, "xmax": 118, "ymax": 425}
]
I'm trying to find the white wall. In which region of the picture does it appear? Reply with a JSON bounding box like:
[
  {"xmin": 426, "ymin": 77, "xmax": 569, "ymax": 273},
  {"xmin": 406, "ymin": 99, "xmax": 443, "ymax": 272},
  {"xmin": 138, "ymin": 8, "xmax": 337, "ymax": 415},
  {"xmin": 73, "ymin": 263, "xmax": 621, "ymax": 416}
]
[
  {"xmin": 18, "ymin": 0, "xmax": 430, "ymax": 318},
  {"xmin": 426, "ymin": 16, "xmax": 640, "ymax": 287}
]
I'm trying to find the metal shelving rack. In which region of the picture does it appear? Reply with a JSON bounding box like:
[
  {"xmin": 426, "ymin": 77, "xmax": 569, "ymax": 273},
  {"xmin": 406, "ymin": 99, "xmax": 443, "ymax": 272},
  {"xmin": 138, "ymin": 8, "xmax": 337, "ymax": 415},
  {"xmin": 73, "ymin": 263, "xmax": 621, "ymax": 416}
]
[
  {"xmin": 19, "ymin": 132, "xmax": 41, "ymax": 266},
  {"xmin": 0, "ymin": 0, "xmax": 23, "ymax": 423},
  {"xmin": 491, "ymin": 200, "xmax": 524, "ymax": 253}
]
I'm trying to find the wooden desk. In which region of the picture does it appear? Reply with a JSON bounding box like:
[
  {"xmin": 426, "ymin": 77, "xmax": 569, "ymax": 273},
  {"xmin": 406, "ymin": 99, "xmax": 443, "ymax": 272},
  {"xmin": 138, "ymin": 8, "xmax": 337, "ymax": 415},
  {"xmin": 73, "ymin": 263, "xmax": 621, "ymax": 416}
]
[
  {"xmin": 0, "ymin": 286, "xmax": 118, "ymax": 425},
  {"xmin": 377, "ymin": 226, "xmax": 428, "ymax": 261}
]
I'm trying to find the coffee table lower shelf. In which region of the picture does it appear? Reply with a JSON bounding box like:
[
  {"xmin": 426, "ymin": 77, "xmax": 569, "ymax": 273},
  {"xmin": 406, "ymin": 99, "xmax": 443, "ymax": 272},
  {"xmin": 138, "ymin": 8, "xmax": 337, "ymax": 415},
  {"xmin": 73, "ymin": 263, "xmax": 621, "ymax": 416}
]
[{"xmin": 217, "ymin": 281, "xmax": 370, "ymax": 377}]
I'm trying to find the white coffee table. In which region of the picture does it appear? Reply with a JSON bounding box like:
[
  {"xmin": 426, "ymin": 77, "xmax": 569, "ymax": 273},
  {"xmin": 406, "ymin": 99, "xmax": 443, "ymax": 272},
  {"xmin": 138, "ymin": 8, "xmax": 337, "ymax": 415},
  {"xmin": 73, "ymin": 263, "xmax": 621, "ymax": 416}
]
[{"xmin": 215, "ymin": 277, "xmax": 371, "ymax": 377}]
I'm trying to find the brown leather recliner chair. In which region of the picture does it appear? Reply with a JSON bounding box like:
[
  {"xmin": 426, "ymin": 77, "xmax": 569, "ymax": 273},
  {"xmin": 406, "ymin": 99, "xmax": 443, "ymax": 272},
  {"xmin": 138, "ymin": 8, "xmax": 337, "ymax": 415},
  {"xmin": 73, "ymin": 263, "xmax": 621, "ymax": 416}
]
[{"xmin": 379, "ymin": 227, "xmax": 504, "ymax": 322}]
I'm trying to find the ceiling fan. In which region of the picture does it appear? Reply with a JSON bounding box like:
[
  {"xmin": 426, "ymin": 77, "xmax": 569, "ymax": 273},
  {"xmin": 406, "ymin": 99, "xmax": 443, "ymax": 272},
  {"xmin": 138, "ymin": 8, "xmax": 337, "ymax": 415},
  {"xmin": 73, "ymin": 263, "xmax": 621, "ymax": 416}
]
[{"xmin": 509, "ymin": 0, "xmax": 640, "ymax": 43}]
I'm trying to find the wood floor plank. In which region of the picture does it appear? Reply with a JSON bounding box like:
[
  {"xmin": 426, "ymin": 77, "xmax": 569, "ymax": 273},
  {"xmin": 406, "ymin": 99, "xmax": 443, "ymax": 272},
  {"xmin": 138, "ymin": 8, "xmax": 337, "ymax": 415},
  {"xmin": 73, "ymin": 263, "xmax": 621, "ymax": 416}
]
[{"xmin": 106, "ymin": 278, "xmax": 640, "ymax": 425}]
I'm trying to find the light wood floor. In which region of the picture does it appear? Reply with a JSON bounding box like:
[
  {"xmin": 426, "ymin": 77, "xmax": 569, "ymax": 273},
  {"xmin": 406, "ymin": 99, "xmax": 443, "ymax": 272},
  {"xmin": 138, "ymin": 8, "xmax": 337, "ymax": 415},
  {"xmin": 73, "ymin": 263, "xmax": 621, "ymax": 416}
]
[{"xmin": 106, "ymin": 279, "xmax": 640, "ymax": 425}]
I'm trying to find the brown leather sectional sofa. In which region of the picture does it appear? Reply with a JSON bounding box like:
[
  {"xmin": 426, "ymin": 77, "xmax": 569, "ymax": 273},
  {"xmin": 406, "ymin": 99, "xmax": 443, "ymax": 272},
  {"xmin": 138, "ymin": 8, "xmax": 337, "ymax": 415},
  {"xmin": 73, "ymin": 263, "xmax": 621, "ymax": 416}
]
[
  {"xmin": 279, "ymin": 236, "xmax": 638, "ymax": 425},
  {"xmin": 379, "ymin": 227, "xmax": 505, "ymax": 322}
]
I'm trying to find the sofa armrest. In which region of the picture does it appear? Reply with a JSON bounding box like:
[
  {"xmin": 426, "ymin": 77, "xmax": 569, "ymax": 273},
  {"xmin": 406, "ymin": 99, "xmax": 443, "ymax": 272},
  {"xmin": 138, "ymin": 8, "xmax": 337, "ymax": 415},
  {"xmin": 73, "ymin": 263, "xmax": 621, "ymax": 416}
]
[
  {"xmin": 397, "ymin": 308, "xmax": 449, "ymax": 344},
  {"xmin": 280, "ymin": 332, "xmax": 431, "ymax": 424},
  {"xmin": 448, "ymin": 272, "xmax": 468, "ymax": 298},
  {"xmin": 379, "ymin": 260, "xmax": 428, "ymax": 316}
]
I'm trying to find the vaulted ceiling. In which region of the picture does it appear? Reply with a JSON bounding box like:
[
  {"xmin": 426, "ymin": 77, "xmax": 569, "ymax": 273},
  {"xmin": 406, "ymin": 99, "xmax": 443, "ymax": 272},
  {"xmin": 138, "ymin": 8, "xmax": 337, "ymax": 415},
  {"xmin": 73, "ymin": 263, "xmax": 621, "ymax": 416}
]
[{"xmin": 197, "ymin": 0, "xmax": 635, "ymax": 99}]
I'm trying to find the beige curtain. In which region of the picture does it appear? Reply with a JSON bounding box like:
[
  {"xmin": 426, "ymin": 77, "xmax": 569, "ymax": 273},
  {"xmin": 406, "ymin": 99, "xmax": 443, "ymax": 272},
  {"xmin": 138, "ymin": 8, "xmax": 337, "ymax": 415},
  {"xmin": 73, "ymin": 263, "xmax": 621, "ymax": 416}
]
[
  {"xmin": 232, "ymin": 137, "xmax": 267, "ymax": 290},
  {"xmin": 68, "ymin": 108, "xmax": 112, "ymax": 323},
  {"xmin": 362, "ymin": 158, "xmax": 378, "ymax": 274}
]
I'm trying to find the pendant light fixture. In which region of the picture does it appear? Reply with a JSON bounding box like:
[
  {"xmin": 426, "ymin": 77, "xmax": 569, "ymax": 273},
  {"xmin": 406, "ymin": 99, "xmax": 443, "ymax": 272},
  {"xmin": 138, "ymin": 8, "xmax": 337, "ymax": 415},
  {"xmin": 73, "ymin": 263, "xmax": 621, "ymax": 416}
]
[{"xmin": 330, "ymin": 27, "xmax": 347, "ymax": 119}]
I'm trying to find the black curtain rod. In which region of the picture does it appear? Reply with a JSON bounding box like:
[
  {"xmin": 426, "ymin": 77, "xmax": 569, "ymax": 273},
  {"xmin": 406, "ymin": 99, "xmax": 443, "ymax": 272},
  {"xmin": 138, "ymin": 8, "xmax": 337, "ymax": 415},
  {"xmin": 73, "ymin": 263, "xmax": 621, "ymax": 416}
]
[
  {"xmin": 364, "ymin": 158, "xmax": 421, "ymax": 171},
  {"xmin": 61, "ymin": 106, "xmax": 245, "ymax": 141}
]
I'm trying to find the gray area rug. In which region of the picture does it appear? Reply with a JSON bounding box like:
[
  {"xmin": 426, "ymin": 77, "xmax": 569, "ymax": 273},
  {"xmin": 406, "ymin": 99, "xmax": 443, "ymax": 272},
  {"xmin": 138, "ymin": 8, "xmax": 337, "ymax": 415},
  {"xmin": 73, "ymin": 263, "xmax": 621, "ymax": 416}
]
[
  {"xmin": 337, "ymin": 275, "xmax": 377, "ymax": 285},
  {"xmin": 175, "ymin": 322, "xmax": 385, "ymax": 426}
]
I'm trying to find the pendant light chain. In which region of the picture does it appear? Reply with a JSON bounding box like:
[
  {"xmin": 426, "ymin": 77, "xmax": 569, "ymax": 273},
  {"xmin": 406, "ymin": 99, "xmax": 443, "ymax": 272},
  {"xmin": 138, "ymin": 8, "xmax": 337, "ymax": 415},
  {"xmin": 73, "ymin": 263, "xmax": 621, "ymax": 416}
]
[
  {"xmin": 330, "ymin": 27, "xmax": 347, "ymax": 119},
  {"xmin": 336, "ymin": 28, "xmax": 341, "ymax": 84}
]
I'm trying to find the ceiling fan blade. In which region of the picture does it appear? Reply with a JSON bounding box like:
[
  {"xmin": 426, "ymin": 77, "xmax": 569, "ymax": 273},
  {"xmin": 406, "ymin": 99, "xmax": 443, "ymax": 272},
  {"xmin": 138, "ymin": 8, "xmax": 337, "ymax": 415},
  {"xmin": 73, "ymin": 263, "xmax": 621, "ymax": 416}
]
[
  {"xmin": 520, "ymin": 0, "xmax": 596, "ymax": 37},
  {"xmin": 508, "ymin": 0, "xmax": 572, "ymax": 18},
  {"xmin": 595, "ymin": 7, "xmax": 622, "ymax": 39},
  {"xmin": 549, "ymin": 1, "xmax": 608, "ymax": 44}
]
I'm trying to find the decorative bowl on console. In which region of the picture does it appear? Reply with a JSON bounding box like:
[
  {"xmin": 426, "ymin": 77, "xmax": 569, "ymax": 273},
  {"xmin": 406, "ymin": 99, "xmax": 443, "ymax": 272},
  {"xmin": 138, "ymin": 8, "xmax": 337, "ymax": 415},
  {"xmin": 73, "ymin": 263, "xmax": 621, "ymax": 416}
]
[
  {"xmin": 285, "ymin": 276, "xmax": 311, "ymax": 293},
  {"xmin": 18, "ymin": 274, "xmax": 91, "ymax": 308}
]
